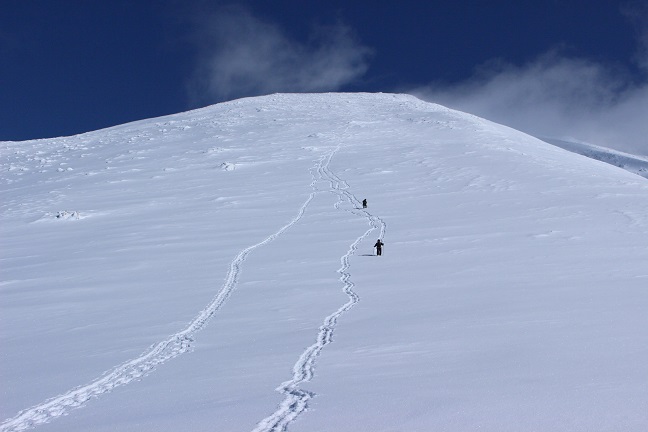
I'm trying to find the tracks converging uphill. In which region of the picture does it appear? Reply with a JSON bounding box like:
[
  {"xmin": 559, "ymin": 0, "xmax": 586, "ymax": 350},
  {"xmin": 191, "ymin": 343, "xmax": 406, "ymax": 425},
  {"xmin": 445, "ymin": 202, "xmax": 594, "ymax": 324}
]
[
  {"xmin": 1, "ymin": 137, "xmax": 385, "ymax": 432},
  {"xmin": 252, "ymin": 144, "xmax": 386, "ymax": 432}
]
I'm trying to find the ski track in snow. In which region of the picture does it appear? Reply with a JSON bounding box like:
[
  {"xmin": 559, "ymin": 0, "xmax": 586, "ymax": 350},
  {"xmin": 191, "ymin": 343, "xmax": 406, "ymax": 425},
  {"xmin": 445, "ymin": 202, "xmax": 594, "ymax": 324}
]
[
  {"xmin": 251, "ymin": 143, "xmax": 386, "ymax": 432},
  {"xmin": 0, "ymin": 145, "xmax": 346, "ymax": 432}
]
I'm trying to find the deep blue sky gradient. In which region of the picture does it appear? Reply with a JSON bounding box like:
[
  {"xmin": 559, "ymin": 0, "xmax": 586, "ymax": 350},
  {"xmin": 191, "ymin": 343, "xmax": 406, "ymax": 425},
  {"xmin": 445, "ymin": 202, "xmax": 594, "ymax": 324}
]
[{"xmin": 0, "ymin": 0, "xmax": 642, "ymax": 141}]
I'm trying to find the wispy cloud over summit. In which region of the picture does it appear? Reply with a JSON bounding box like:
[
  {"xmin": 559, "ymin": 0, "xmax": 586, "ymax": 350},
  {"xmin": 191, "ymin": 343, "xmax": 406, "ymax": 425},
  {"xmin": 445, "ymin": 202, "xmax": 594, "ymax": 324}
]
[{"xmin": 187, "ymin": 7, "xmax": 372, "ymax": 105}]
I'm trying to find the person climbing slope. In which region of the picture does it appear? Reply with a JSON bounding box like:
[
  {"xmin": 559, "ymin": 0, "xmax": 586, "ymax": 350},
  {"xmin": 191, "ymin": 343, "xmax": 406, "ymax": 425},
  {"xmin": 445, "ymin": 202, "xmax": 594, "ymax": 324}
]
[
  {"xmin": 362, "ymin": 198, "xmax": 367, "ymax": 208},
  {"xmin": 374, "ymin": 239, "xmax": 384, "ymax": 256}
]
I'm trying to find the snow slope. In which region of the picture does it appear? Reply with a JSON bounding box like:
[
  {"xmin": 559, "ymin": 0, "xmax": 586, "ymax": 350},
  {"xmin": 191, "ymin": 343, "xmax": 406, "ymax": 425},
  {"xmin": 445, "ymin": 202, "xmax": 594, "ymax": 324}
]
[{"xmin": 2, "ymin": 93, "xmax": 648, "ymax": 431}]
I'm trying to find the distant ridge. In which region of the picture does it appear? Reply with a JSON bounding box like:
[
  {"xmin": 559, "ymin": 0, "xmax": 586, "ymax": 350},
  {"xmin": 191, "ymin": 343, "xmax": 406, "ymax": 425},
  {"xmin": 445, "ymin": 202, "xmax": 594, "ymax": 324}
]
[{"xmin": 540, "ymin": 136, "xmax": 648, "ymax": 179}]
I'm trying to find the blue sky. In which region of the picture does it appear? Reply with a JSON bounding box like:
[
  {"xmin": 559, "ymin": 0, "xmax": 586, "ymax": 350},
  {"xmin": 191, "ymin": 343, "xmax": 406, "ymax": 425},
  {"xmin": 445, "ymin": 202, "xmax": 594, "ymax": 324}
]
[{"xmin": 2, "ymin": 0, "xmax": 647, "ymax": 154}]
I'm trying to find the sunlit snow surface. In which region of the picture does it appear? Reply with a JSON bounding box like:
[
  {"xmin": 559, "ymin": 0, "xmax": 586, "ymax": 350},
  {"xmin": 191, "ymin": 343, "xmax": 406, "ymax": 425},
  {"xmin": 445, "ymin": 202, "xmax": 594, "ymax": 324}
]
[{"xmin": 2, "ymin": 93, "xmax": 648, "ymax": 431}]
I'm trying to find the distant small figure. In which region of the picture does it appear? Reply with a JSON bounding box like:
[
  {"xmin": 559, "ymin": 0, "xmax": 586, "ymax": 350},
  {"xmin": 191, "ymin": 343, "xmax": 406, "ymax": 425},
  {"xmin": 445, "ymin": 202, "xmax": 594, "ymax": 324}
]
[
  {"xmin": 374, "ymin": 239, "xmax": 384, "ymax": 256},
  {"xmin": 362, "ymin": 199, "xmax": 367, "ymax": 208}
]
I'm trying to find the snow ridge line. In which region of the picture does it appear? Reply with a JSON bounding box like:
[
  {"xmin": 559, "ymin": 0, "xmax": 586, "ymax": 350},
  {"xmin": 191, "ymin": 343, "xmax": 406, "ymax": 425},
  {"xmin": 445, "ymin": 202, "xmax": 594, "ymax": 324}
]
[
  {"xmin": 0, "ymin": 153, "xmax": 331, "ymax": 432},
  {"xmin": 252, "ymin": 144, "xmax": 386, "ymax": 432}
]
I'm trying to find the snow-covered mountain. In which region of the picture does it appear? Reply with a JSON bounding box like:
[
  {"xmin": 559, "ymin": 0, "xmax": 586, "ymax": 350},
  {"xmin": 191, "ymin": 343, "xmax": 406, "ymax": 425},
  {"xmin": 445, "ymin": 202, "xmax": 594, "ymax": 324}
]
[{"xmin": 2, "ymin": 93, "xmax": 648, "ymax": 432}]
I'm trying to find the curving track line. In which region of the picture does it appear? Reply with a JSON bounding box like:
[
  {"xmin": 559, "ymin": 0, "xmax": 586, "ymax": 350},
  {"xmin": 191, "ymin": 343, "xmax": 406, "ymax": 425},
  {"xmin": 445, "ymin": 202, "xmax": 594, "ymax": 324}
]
[
  {"xmin": 0, "ymin": 153, "xmax": 332, "ymax": 432},
  {"xmin": 252, "ymin": 143, "xmax": 387, "ymax": 432}
]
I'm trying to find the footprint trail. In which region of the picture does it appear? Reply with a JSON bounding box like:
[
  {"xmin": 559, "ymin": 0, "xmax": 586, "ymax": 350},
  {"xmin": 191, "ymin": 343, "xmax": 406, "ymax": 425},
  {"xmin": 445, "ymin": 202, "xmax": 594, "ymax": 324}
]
[
  {"xmin": 0, "ymin": 151, "xmax": 332, "ymax": 432},
  {"xmin": 252, "ymin": 144, "xmax": 386, "ymax": 432}
]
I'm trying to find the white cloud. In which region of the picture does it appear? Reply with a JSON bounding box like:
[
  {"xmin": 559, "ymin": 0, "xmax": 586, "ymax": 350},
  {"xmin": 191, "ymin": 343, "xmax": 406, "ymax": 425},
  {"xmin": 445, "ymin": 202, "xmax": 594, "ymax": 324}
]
[
  {"xmin": 412, "ymin": 48, "xmax": 648, "ymax": 156},
  {"xmin": 413, "ymin": 4, "xmax": 648, "ymax": 157},
  {"xmin": 187, "ymin": 7, "xmax": 372, "ymax": 105}
]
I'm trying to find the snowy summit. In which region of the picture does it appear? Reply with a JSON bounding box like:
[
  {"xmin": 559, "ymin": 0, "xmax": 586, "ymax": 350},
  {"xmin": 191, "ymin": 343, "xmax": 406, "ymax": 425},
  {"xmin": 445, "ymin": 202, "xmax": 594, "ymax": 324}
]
[{"xmin": 2, "ymin": 93, "xmax": 648, "ymax": 431}]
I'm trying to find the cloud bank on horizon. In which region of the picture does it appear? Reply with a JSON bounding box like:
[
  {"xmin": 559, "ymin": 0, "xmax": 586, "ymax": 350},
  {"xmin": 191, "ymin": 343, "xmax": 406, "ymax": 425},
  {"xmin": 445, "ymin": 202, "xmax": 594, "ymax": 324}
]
[
  {"xmin": 412, "ymin": 49, "xmax": 648, "ymax": 156},
  {"xmin": 187, "ymin": 5, "xmax": 648, "ymax": 156},
  {"xmin": 413, "ymin": 3, "xmax": 648, "ymax": 156}
]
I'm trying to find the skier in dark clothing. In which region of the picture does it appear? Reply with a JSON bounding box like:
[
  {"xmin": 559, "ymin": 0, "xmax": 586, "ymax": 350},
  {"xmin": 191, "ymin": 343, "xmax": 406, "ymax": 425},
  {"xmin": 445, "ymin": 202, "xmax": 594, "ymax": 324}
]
[
  {"xmin": 362, "ymin": 199, "xmax": 367, "ymax": 208},
  {"xmin": 374, "ymin": 239, "xmax": 384, "ymax": 256}
]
